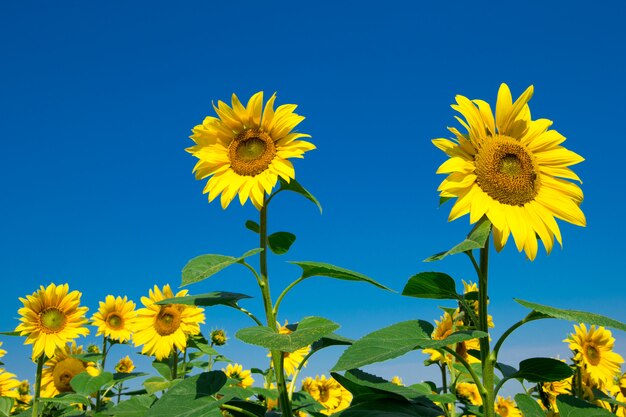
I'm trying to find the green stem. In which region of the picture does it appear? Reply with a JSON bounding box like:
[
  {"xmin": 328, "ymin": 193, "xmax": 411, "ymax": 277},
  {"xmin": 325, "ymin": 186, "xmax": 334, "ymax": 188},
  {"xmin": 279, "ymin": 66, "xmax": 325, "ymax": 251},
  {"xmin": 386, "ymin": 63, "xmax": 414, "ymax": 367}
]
[
  {"xmin": 273, "ymin": 276, "xmax": 306, "ymax": 318},
  {"xmin": 117, "ymin": 383, "xmax": 123, "ymax": 403},
  {"xmin": 234, "ymin": 305, "xmax": 263, "ymax": 326},
  {"xmin": 442, "ymin": 347, "xmax": 485, "ymax": 394},
  {"xmin": 477, "ymin": 238, "xmax": 495, "ymax": 417},
  {"xmin": 575, "ymin": 364, "xmax": 583, "ymax": 398},
  {"xmin": 32, "ymin": 354, "xmax": 45, "ymax": 417},
  {"xmin": 220, "ymin": 403, "xmax": 259, "ymax": 417},
  {"xmin": 493, "ymin": 313, "xmax": 545, "ymax": 358},
  {"xmin": 171, "ymin": 347, "xmax": 178, "ymax": 380},
  {"xmin": 241, "ymin": 260, "xmax": 263, "ymax": 287},
  {"xmin": 287, "ymin": 347, "xmax": 314, "ymax": 399},
  {"xmin": 96, "ymin": 337, "xmax": 109, "ymax": 411}
]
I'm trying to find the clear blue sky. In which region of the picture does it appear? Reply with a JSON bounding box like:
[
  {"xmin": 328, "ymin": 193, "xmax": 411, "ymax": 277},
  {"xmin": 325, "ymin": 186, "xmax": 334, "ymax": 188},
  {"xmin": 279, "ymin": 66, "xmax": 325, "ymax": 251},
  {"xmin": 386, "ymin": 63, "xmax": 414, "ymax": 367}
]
[{"xmin": 1, "ymin": 0, "xmax": 625, "ymax": 388}]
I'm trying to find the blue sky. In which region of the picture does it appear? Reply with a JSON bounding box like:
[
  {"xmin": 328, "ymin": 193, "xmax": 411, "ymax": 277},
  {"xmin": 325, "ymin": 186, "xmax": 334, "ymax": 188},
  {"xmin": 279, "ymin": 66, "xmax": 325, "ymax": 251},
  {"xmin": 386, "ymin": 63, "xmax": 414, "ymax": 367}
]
[{"xmin": 1, "ymin": 0, "xmax": 625, "ymax": 389}]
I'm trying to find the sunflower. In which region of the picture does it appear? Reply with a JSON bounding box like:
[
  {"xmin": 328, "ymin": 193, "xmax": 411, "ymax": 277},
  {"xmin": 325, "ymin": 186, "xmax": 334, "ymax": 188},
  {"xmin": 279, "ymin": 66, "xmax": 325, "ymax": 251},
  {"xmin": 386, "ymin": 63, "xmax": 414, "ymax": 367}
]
[
  {"xmin": 565, "ymin": 324, "xmax": 624, "ymax": 388},
  {"xmin": 611, "ymin": 373, "xmax": 626, "ymax": 417},
  {"xmin": 187, "ymin": 91, "xmax": 316, "ymax": 209},
  {"xmin": 391, "ymin": 376, "xmax": 403, "ymax": 386},
  {"xmin": 0, "ymin": 369, "xmax": 20, "ymax": 400},
  {"xmin": 301, "ymin": 375, "xmax": 352, "ymax": 415},
  {"xmin": 423, "ymin": 311, "xmax": 456, "ymax": 363},
  {"xmin": 222, "ymin": 363, "xmax": 254, "ymax": 388},
  {"xmin": 455, "ymin": 382, "xmax": 482, "ymax": 406},
  {"xmin": 495, "ymin": 396, "xmax": 522, "ymax": 417},
  {"xmin": 15, "ymin": 283, "xmax": 90, "ymax": 360},
  {"xmin": 433, "ymin": 83, "xmax": 585, "ymax": 260},
  {"xmin": 92, "ymin": 295, "xmax": 137, "ymax": 343},
  {"xmin": 40, "ymin": 343, "xmax": 99, "ymax": 398},
  {"xmin": 132, "ymin": 284, "xmax": 205, "ymax": 360},
  {"xmin": 540, "ymin": 374, "xmax": 572, "ymax": 411},
  {"xmin": 461, "ymin": 280, "xmax": 494, "ymax": 328},
  {"xmin": 114, "ymin": 356, "xmax": 135, "ymax": 373}
]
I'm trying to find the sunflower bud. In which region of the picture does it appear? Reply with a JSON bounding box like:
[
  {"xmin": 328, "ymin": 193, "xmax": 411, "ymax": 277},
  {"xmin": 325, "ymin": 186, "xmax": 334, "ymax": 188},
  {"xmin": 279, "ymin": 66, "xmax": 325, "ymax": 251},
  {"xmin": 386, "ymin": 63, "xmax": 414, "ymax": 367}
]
[{"xmin": 211, "ymin": 329, "xmax": 227, "ymax": 346}]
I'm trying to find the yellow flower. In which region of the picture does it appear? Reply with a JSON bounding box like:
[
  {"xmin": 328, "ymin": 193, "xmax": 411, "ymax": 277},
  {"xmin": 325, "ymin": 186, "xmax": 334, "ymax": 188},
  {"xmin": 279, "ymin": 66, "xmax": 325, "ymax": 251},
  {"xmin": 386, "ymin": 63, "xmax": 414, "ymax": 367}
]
[
  {"xmin": 456, "ymin": 382, "xmax": 482, "ymax": 405},
  {"xmin": 187, "ymin": 91, "xmax": 315, "ymax": 210},
  {"xmin": 114, "ymin": 356, "xmax": 135, "ymax": 373},
  {"xmin": 0, "ymin": 369, "xmax": 20, "ymax": 399},
  {"xmin": 92, "ymin": 295, "xmax": 137, "ymax": 343},
  {"xmin": 15, "ymin": 283, "xmax": 90, "ymax": 360},
  {"xmin": 433, "ymin": 83, "xmax": 585, "ymax": 260},
  {"xmin": 210, "ymin": 329, "xmax": 227, "ymax": 346},
  {"xmin": 222, "ymin": 363, "xmax": 254, "ymax": 388},
  {"xmin": 540, "ymin": 375, "xmax": 572, "ymax": 411},
  {"xmin": 391, "ymin": 376, "xmax": 403, "ymax": 386},
  {"xmin": 40, "ymin": 343, "xmax": 100, "ymax": 398},
  {"xmin": 423, "ymin": 311, "xmax": 481, "ymax": 365},
  {"xmin": 132, "ymin": 284, "xmax": 205, "ymax": 361},
  {"xmin": 495, "ymin": 396, "xmax": 522, "ymax": 417},
  {"xmin": 612, "ymin": 373, "xmax": 626, "ymax": 417},
  {"xmin": 461, "ymin": 280, "xmax": 494, "ymax": 328},
  {"xmin": 565, "ymin": 324, "xmax": 624, "ymax": 388},
  {"xmin": 302, "ymin": 375, "xmax": 352, "ymax": 415},
  {"xmin": 0, "ymin": 342, "xmax": 6, "ymax": 358}
]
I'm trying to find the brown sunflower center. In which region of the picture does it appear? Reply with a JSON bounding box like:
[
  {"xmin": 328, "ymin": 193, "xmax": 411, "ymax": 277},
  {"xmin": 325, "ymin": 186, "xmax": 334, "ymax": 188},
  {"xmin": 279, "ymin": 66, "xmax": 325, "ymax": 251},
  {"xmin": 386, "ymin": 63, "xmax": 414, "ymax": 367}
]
[
  {"xmin": 474, "ymin": 135, "xmax": 540, "ymax": 206},
  {"xmin": 52, "ymin": 357, "xmax": 86, "ymax": 393},
  {"xmin": 39, "ymin": 308, "xmax": 67, "ymax": 333},
  {"xmin": 497, "ymin": 404, "xmax": 509, "ymax": 416},
  {"xmin": 228, "ymin": 129, "xmax": 276, "ymax": 176},
  {"xmin": 585, "ymin": 344, "xmax": 601, "ymax": 365},
  {"xmin": 154, "ymin": 305, "xmax": 182, "ymax": 336},
  {"xmin": 105, "ymin": 312, "xmax": 124, "ymax": 330},
  {"xmin": 319, "ymin": 385, "xmax": 330, "ymax": 402}
]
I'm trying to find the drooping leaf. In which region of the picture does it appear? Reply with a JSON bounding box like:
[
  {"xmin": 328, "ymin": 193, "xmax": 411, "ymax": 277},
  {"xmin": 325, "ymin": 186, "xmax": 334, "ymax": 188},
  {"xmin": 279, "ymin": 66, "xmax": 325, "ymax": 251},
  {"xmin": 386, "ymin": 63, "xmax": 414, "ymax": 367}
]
[
  {"xmin": 290, "ymin": 261, "xmax": 391, "ymax": 291},
  {"xmin": 70, "ymin": 371, "xmax": 114, "ymax": 396},
  {"xmin": 181, "ymin": 248, "xmax": 263, "ymax": 287},
  {"xmin": 268, "ymin": 231, "xmax": 297, "ymax": 255},
  {"xmin": 495, "ymin": 362, "xmax": 518, "ymax": 378},
  {"xmin": 514, "ymin": 394, "xmax": 546, "ymax": 417},
  {"xmin": 402, "ymin": 272, "xmax": 459, "ymax": 300},
  {"xmin": 555, "ymin": 394, "xmax": 617, "ymax": 417},
  {"xmin": 245, "ymin": 220, "xmax": 260, "ymax": 233},
  {"xmin": 311, "ymin": 333, "xmax": 353, "ymax": 353},
  {"xmin": 277, "ymin": 177, "xmax": 322, "ymax": 214},
  {"xmin": 236, "ymin": 316, "xmax": 339, "ymax": 352},
  {"xmin": 424, "ymin": 217, "xmax": 491, "ymax": 262},
  {"xmin": 508, "ymin": 358, "xmax": 573, "ymax": 383},
  {"xmin": 515, "ymin": 299, "xmax": 626, "ymax": 331},
  {"xmin": 157, "ymin": 291, "xmax": 252, "ymax": 308},
  {"xmin": 100, "ymin": 395, "xmax": 157, "ymax": 417},
  {"xmin": 152, "ymin": 361, "xmax": 171, "ymax": 380}
]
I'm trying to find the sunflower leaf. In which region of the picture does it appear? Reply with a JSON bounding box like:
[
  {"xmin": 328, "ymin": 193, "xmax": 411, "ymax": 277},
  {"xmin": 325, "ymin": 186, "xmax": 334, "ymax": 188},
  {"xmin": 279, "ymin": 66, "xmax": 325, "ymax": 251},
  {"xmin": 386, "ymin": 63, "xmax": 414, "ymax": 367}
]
[
  {"xmin": 277, "ymin": 177, "xmax": 322, "ymax": 214},
  {"xmin": 181, "ymin": 248, "xmax": 262, "ymax": 287},
  {"xmin": 0, "ymin": 398, "xmax": 13, "ymax": 417},
  {"xmin": 439, "ymin": 196, "xmax": 453, "ymax": 206},
  {"xmin": 70, "ymin": 371, "xmax": 114, "ymax": 396},
  {"xmin": 236, "ymin": 316, "xmax": 339, "ymax": 352},
  {"xmin": 402, "ymin": 272, "xmax": 459, "ymax": 299},
  {"xmin": 290, "ymin": 261, "xmax": 392, "ymax": 291},
  {"xmin": 99, "ymin": 394, "xmax": 157, "ymax": 417},
  {"xmin": 157, "ymin": 291, "xmax": 252, "ymax": 308},
  {"xmin": 514, "ymin": 394, "xmax": 546, "ymax": 417},
  {"xmin": 268, "ymin": 231, "xmax": 297, "ymax": 255},
  {"xmin": 40, "ymin": 393, "xmax": 90, "ymax": 406},
  {"xmin": 509, "ymin": 358, "xmax": 573, "ymax": 383},
  {"xmin": 514, "ymin": 299, "xmax": 626, "ymax": 331},
  {"xmin": 555, "ymin": 394, "xmax": 617, "ymax": 416},
  {"xmin": 424, "ymin": 217, "xmax": 492, "ymax": 262},
  {"xmin": 245, "ymin": 220, "xmax": 260, "ymax": 233}
]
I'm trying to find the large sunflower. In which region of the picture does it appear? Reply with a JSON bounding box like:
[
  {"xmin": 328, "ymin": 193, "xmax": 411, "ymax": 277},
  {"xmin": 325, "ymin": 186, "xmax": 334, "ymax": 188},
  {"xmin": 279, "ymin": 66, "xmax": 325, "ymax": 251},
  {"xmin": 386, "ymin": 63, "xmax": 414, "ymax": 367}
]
[
  {"xmin": 15, "ymin": 283, "xmax": 90, "ymax": 360},
  {"xmin": 433, "ymin": 83, "xmax": 585, "ymax": 260},
  {"xmin": 91, "ymin": 295, "xmax": 137, "ymax": 343},
  {"xmin": 40, "ymin": 343, "xmax": 99, "ymax": 398},
  {"xmin": 187, "ymin": 91, "xmax": 316, "ymax": 209},
  {"xmin": 565, "ymin": 324, "xmax": 624, "ymax": 388},
  {"xmin": 132, "ymin": 284, "xmax": 205, "ymax": 360}
]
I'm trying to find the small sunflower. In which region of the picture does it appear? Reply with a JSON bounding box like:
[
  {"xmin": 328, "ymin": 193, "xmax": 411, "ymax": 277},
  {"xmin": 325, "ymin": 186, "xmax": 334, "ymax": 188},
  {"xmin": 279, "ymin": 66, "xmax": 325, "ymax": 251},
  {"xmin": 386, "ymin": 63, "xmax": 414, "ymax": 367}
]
[
  {"xmin": 40, "ymin": 343, "xmax": 99, "ymax": 398},
  {"xmin": 423, "ymin": 311, "xmax": 456, "ymax": 363},
  {"xmin": 565, "ymin": 324, "xmax": 624, "ymax": 388},
  {"xmin": 15, "ymin": 283, "xmax": 90, "ymax": 360},
  {"xmin": 222, "ymin": 363, "xmax": 254, "ymax": 388},
  {"xmin": 301, "ymin": 375, "xmax": 352, "ymax": 415},
  {"xmin": 391, "ymin": 376, "xmax": 403, "ymax": 386},
  {"xmin": 611, "ymin": 373, "xmax": 626, "ymax": 417},
  {"xmin": 114, "ymin": 356, "xmax": 135, "ymax": 373},
  {"xmin": 0, "ymin": 369, "xmax": 20, "ymax": 400},
  {"xmin": 132, "ymin": 284, "xmax": 205, "ymax": 361},
  {"xmin": 495, "ymin": 396, "xmax": 522, "ymax": 417},
  {"xmin": 187, "ymin": 91, "xmax": 316, "ymax": 209},
  {"xmin": 540, "ymin": 374, "xmax": 572, "ymax": 411},
  {"xmin": 461, "ymin": 280, "xmax": 494, "ymax": 328},
  {"xmin": 92, "ymin": 295, "xmax": 137, "ymax": 343},
  {"xmin": 456, "ymin": 382, "xmax": 482, "ymax": 406},
  {"xmin": 0, "ymin": 342, "xmax": 6, "ymax": 358},
  {"xmin": 433, "ymin": 83, "xmax": 585, "ymax": 260}
]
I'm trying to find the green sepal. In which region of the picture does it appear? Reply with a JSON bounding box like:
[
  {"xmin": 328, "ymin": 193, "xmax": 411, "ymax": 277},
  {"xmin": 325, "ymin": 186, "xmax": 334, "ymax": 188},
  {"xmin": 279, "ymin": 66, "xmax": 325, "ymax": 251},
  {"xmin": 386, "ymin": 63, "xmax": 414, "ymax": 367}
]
[
  {"xmin": 424, "ymin": 217, "xmax": 491, "ymax": 262},
  {"xmin": 515, "ymin": 299, "xmax": 626, "ymax": 331},
  {"xmin": 181, "ymin": 248, "xmax": 263, "ymax": 287},
  {"xmin": 268, "ymin": 231, "xmax": 296, "ymax": 255}
]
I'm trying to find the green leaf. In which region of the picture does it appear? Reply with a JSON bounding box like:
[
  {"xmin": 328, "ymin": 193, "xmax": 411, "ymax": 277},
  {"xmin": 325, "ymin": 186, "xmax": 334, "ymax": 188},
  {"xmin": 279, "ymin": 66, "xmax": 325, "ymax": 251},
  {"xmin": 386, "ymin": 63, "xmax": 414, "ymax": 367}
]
[
  {"xmin": 290, "ymin": 261, "xmax": 391, "ymax": 291},
  {"xmin": 513, "ymin": 394, "xmax": 546, "ymax": 417},
  {"xmin": 143, "ymin": 376, "xmax": 173, "ymax": 394},
  {"xmin": 236, "ymin": 316, "xmax": 339, "ymax": 352},
  {"xmin": 495, "ymin": 362, "xmax": 517, "ymax": 378},
  {"xmin": 157, "ymin": 291, "xmax": 252, "ymax": 307},
  {"xmin": 424, "ymin": 217, "xmax": 491, "ymax": 262},
  {"xmin": 439, "ymin": 196, "xmax": 453, "ymax": 206},
  {"xmin": 187, "ymin": 336, "xmax": 220, "ymax": 356},
  {"xmin": 402, "ymin": 272, "xmax": 459, "ymax": 300},
  {"xmin": 339, "ymin": 399, "xmax": 444, "ymax": 416},
  {"xmin": 152, "ymin": 361, "xmax": 171, "ymax": 380},
  {"xmin": 555, "ymin": 394, "xmax": 617, "ymax": 417},
  {"xmin": 311, "ymin": 333, "xmax": 353, "ymax": 353},
  {"xmin": 146, "ymin": 371, "xmax": 227, "ymax": 417},
  {"xmin": 509, "ymin": 358, "xmax": 573, "ymax": 383},
  {"xmin": 0, "ymin": 331, "xmax": 20, "ymax": 336},
  {"xmin": 223, "ymin": 399, "xmax": 266, "ymax": 417},
  {"xmin": 70, "ymin": 371, "xmax": 114, "ymax": 396},
  {"xmin": 181, "ymin": 248, "xmax": 263, "ymax": 287},
  {"xmin": 515, "ymin": 299, "xmax": 626, "ymax": 331},
  {"xmin": 268, "ymin": 231, "xmax": 297, "ymax": 255},
  {"xmin": 0, "ymin": 397, "xmax": 14, "ymax": 417},
  {"xmin": 277, "ymin": 177, "xmax": 322, "ymax": 214},
  {"xmin": 112, "ymin": 372, "xmax": 148, "ymax": 384},
  {"xmin": 245, "ymin": 220, "xmax": 260, "ymax": 233},
  {"xmin": 40, "ymin": 393, "xmax": 90, "ymax": 406},
  {"xmin": 100, "ymin": 395, "xmax": 156, "ymax": 417}
]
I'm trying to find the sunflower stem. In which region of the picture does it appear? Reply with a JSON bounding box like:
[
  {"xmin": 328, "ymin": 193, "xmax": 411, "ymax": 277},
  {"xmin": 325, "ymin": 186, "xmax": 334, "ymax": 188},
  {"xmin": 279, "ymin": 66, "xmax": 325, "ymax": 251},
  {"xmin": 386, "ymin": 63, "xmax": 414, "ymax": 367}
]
[
  {"xmin": 477, "ymin": 238, "xmax": 495, "ymax": 417},
  {"xmin": 96, "ymin": 337, "xmax": 108, "ymax": 411},
  {"xmin": 170, "ymin": 347, "xmax": 178, "ymax": 380},
  {"xmin": 32, "ymin": 354, "xmax": 45, "ymax": 417}
]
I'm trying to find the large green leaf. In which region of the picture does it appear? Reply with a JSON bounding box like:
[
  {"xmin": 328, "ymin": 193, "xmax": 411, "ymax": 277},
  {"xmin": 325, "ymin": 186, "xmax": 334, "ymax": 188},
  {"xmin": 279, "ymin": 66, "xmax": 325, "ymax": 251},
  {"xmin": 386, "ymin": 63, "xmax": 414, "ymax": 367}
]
[
  {"xmin": 515, "ymin": 299, "xmax": 626, "ymax": 331},
  {"xmin": 402, "ymin": 272, "xmax": 459, "ymax": 300},
  {"xmin": 181, "ymin": 248, "xmax": 263, "ymax": 287},
  {"xmin": 290, "ymin": 261, "xmax": 391, "ymax": 291},
  {"xmin": 509, "ymin": 358, "xmax": 573, "ymax": 383},
  {"xmin": 338, "ymin": 399, "xmax": 444, "ymax": 417},
  {"xmin": 0, "ymin": 398, "xmax": 13, "ymax": 417},
  {"xmin": 157, "ymin": 291, "xmax": 252, "ymax": 307},
  {"xmin": 268, "ymin": 231, "xmax": 297, "ymax": 255},
  {"xmin": 424, "ymin": 217, "xmax": 491, "ymax": 262},
  {"xmin": 311, "ymin": 333, "xmax": 353, "ymax": 353},
  {"xmin": 146, "ymin": 371, "xmax": 227, "ymax": 417},
  {"xmin": 236, "ymin": 316, "xmax": 339, "ymax": 352},
  {"xmin": 513, "ymin": 394, "xmax": 546, "ymax": 417},
  {"xmin": 277, "ymin": 177, "xmax": 322, "ymax": 214},
  {"xmin": 70, "ymin": 371, "xmax": 114, "ymax": 396},
  {"xmin": 100, "ymin": 395, "xmax": 156, "ymax": 417},
  {"xmin": 556, "ymin": 394, "xmax": 617, "ymax": 417}
]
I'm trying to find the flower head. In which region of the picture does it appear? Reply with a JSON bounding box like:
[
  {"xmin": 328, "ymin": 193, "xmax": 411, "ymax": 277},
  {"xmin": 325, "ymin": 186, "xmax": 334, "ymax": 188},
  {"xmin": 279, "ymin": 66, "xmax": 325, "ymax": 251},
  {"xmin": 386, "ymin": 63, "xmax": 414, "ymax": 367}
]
[
  {"xmin": 132, "ymin": 284, "xmax": 205, "ymax": 360},
  {"xmin": 301, "ymin": 375, "xmax": 352, "ymax": 415},
  {"xmin": 92, "ymin": 295, "xmax": 137, "ymax": 343},
  {"xmin": 433, "ymin": 84, "xmax": 585, "ymax": 260},
  {"xmin": 115, "ymin": 356, "xmax": 135, "ymax": 373},
  {"xmin": 15, "ymin": 283, "xmax": 90, "ymax": 360},
  {"xmin": 222, "ymin": 363, "xmax": 254, "ymax": 388},
  {"xmin": 210, "ymin": 329, "xmax": 227, "ymax": 346},
  {"xmin": 40, "ymin": 343, "xmax": 99, "ymax": 398},
  {"xmin": 187, "ymin": 91, "xmax": 315, "ymax": 209},
  {"xmin": 540, "ymin": 375, "xmax": 572, "ymax": 411},
  {"xmin": 456, "ymin": 382, "xmax": 482, "ymax": 406},
  {"xmin": 0, "ymin": 369, "xmax": 20, "ymax": 400},
  {"xmin": 495, "ymin": 396, "xmax": 522, "ymax": 417}
]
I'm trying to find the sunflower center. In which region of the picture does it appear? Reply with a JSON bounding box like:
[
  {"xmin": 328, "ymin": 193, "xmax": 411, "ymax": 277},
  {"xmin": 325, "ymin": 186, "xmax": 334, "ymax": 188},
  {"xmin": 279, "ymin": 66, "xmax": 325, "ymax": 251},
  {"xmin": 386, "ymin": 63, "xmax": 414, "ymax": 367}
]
[
  {"xmin": 497, "ymin": 404, "xmax": 509, "ymax": 416},
  {"xmin": 105, "ymin": 312, "xmax": 124, "ymax": 330},
  {"xmin": 585, "ymin": 344, "xmax": 601, "ymax": 365},
  {"xmin": 154, "ymin": 305, "xmax": 182, "ymax": 336},
  {"xmin": 52, "ymin": 357, "xmax": 86, "ymax": 393},
  {"xmin": 319, "ymin": 385, "xmax": 330, "ymax": 402},
  {"xmin": 474, "ymin": 135, "xmax": 540, "ymax": 206},
  {"xmin": 229, "ymin": 129, "xmax": 276, "ymax": 176},
  {"xmin": 39, "ymin": 308, "xmax": 67, "ymax": 333}
]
